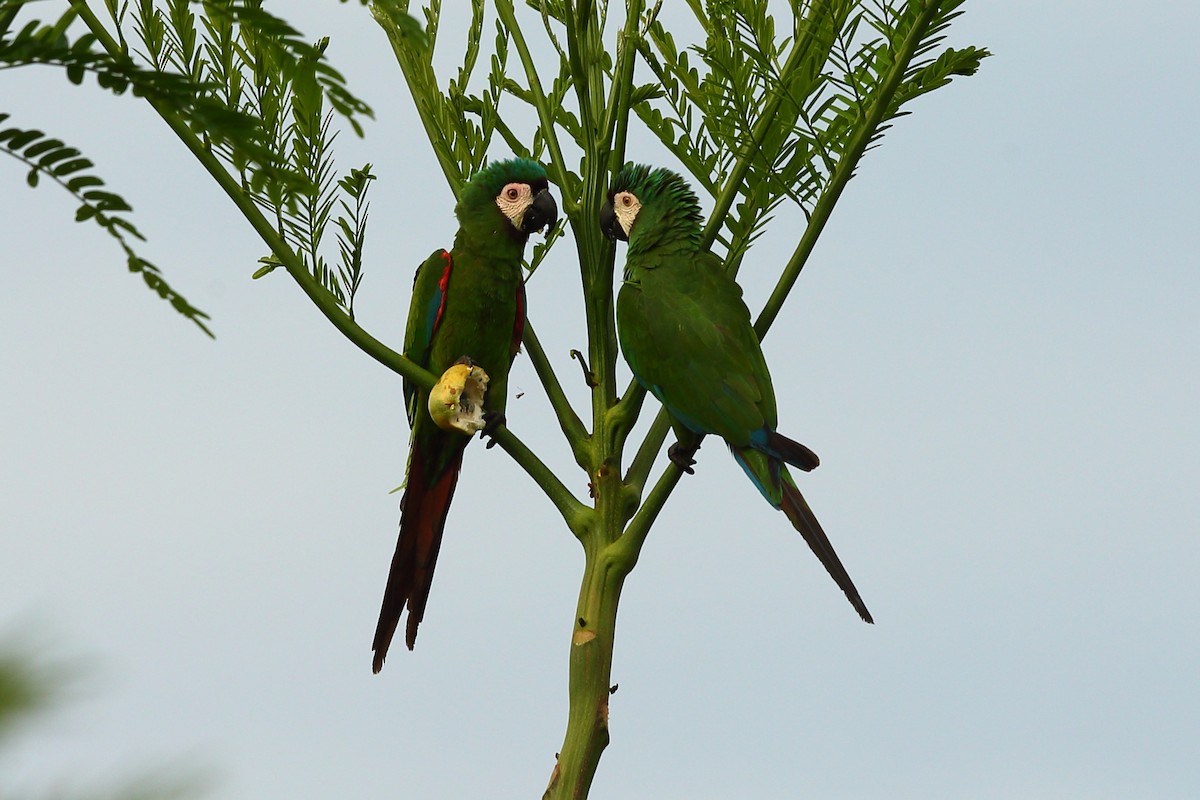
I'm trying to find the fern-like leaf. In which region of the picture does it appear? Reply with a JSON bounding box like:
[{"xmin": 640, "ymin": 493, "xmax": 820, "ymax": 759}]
[
  {"xmin": 0, "ymin": 112, "xmax": 212, "ymax": 336},
  {"xmin": 334, "ymin": 164, "xmax": 375, "ymax": 320}
]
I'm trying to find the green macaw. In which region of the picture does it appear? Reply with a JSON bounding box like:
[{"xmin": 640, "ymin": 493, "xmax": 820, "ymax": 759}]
[
  {"xmin": 372, "ymin": 159, "xmax": 557, "ymax": 672},
  {"xmin": 600, "ymin": 163, "xmax": 872, "ymax": 624}
]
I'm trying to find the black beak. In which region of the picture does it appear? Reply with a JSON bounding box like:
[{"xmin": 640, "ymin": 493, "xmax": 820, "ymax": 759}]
[
  {"xmin": 521, "ymin": 188, "xmax": 558, "ymax": 236},
  {"xmin": 600, "ymin": 199, "xmax": 626, "ymax": 241}
]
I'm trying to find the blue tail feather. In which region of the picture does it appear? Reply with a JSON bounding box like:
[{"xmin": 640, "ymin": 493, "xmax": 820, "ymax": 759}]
[{"xmin": 730, "ymin": 445, "xmax": 783, "ymax": 507}]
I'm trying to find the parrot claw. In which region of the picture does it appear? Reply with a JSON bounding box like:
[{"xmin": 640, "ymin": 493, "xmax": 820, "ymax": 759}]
[
  {"xmin": 481, "ymin": 410, "xmax": 506, "ymax": 449},
  {"xmin": 668, "ymin": 441, "xmax": 698, "ymax": 475}
]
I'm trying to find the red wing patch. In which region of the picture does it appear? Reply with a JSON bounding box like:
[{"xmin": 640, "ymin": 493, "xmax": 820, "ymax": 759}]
[{"xmin": 433, "ymin": 250, "xmax": 453, "ymax": 334}]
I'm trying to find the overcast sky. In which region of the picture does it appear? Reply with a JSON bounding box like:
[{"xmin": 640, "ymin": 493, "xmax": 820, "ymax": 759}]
[{"xmin": 3, "ymin": 1, "xmax": 1198, "ymax": 798}]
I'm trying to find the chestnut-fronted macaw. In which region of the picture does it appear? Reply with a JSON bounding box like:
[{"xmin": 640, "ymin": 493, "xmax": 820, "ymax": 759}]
[
  {"xmin": 601, "ymin": 163, "xmax": 871, "ymax": 624},
  {"xmin": 373, "ymin": 159, "xmax": 557, "ymax": 672}
]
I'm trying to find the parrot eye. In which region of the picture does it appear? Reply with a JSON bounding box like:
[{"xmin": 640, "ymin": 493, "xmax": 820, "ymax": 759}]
[{"xmin": 497, "ymin": 183, "xmax": 528, "ymax": 204}]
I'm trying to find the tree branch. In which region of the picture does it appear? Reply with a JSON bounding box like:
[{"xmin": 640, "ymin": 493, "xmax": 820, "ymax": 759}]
[
  {"xmin": 495, "ymin": 0, "xmax": 576, "ymax": 211},
  {"xmin": 522, "ymin": 321, "xmax": 590, "ymax": 466},
  {"xmin": 609, "ymin": 454, "xmax": 686, "ymax": 571},
  {"xmin": 372, "ymin": 3, "xmax": 465, "ymax": 196},
  {"xmin": 74, "ymin": 2, "xmax": 436, "ymax": 389},
  {"xmin": 489, "ymin": 425, "xmax": 592, "ymax": 538}
]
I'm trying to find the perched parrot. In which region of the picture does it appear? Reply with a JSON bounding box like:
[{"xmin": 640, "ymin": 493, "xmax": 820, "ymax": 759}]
[
  {"xmin": 372, "ymin": 159, "xmax": 558, "ymax": 672},
  {"xmin": 600, "ymin": 163, "xmax": 872, "ymax": 624}
]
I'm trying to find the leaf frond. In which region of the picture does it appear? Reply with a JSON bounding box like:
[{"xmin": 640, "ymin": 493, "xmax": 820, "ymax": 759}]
[{"xmin": 0, "ymin": 110, "xmax": 212, "ymax": 335}]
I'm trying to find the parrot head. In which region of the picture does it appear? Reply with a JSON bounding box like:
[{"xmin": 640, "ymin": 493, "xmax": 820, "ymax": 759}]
[
  {"xmin": 600, "ymin": 163, "xmax": 703, "ymax": 249},
  {"xmin": 459, "ymin": 158, "xmax": 558, "ymax": 241}
]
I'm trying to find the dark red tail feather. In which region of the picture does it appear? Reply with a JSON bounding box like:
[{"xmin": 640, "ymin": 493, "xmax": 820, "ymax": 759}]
[
  {"xmin": 372, "ymin": 447, "xmax": 464, "ymax": 673},
  {"xmin": 778, "ymin": 477, "xmax": 873, "ymax": 624}
]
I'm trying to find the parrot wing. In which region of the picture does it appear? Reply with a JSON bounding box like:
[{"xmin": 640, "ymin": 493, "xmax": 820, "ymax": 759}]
[
  {"xmin": 619, "ymin": 254, "xmax": 777, "ymax": 445},
  {"xmin": 402, "ymin": 249, "xmax": 454, "ymax": 427}
]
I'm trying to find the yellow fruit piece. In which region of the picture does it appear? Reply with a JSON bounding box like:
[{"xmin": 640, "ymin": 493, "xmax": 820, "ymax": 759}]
[{"xmin": 427, "ymin": 361, "xmax": 490, "ymax": 434}]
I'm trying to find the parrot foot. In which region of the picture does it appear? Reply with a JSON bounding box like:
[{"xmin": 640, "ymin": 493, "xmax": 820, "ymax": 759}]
[
  {"xmin": 480, "ymin": 410, "xmax": 506, "ymax": 449},
  {"xmin": 668, "ymin": 440, "xmax": 699, "ymax": 475}
]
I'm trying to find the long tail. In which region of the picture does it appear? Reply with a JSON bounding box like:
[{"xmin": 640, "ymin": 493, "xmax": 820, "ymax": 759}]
[
  {"xmin": 732, "ymin": 445, "xmax": 873, "ymax": 624},
  {"xmin": 371, "ymin": 445, "xmax": 464, "ymax": 673},
  {"xmin": 779, "ymin": 473, "xmax": 874, "ymax": 624}
]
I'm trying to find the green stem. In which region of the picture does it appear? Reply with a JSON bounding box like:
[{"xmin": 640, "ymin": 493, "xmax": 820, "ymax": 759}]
[
  {"xmin": 542, "ymin": 538, "xmax": 625, "ymax": 800},
  {"xmin": 372, "ymin": 3, "xmax": 464, "ymax": 195},
  {"xmin": 621, "ymin": 407, "xmax": 667, "ymax": 490},
  {"xmin": 542, "ymin": 3, "xmax": 649, "ymax": 796},
  {"xmin": 602, "ymin": 1, "xmax": 643, "ymax": 176},
  {"xmin": 560, "ymin": 2, "xmax": 593, "ymax": 149},
  {"xmin": 489, "ymin": 425, "xmax": 591, "ymax": 537},
  {"xmin": 522, "ymin": 321, "xmax": 590, "ymax": 467},
  {"xmin": 575, "ymin": 0, "xmax": 646, "ymax": 436},
  {"xmin": 609, "ymin": 454, "xmax": 685, "ymax": 570}
]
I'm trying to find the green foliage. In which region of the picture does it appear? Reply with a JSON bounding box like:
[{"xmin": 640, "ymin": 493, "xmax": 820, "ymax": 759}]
[
  {"xmin": 0, "ymin": 0, "xmax": 408, "ymax": 328},
  {"xmin": 122, "ymin": 0, "xmax": 382, "ymax": 313},
  {"xmin": 333, "ymin": 163, "xmax": 375, "ymax": 319},
  {"xmin": 0, "ymin": 646, "xmax": 52, "ymax": 740},
  {"xmin": 0, "ymin": 111, "xmax": 213, "ymax": 335},
  {"xmin": 1, "ymin": 3, "xmax": 289, "ymax": 188},
  {"xmin": 635, "ymin": 0, "xmax": 988, "ymax": 269},
  {"xmin": 374, "ymin": 0, "xmax": 511, "ymax": 194}
]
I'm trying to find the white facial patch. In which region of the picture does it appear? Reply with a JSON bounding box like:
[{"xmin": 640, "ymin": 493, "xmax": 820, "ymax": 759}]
[
  {"xmin": 495, "ymin": 182, "xmax": 534, "ymax": 229},
  {"xmin": 613, "ymin": 190, "xmax": 642, "ymax": 236}
]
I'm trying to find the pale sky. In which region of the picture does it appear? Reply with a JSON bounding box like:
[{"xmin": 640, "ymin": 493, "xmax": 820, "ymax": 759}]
[{"xmin": 3, "ymin": 2, "xmax": 1198, "ymax": 798}]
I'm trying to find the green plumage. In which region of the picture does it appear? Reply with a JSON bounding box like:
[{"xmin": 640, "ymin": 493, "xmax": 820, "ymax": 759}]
[
  {"xmin": 604, "ymin": 163, "xmax": 872, "ymax": 623},
  {"xmin": 373, "ymin": 158, "xmax": 556, "ymax": 672}
]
